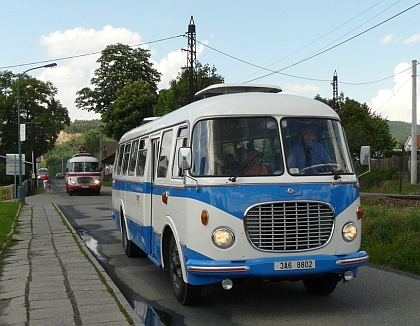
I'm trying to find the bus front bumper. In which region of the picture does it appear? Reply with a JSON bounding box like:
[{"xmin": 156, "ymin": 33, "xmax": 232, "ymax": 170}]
[{"xmin": 185, "ymin": 251, "xmax": 369, "ymax": 286}]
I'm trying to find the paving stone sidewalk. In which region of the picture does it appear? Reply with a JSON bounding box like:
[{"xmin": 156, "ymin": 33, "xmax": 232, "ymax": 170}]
[{"xmin": 0, "ymin": 202, "xmax": 143, "ymax": 325}]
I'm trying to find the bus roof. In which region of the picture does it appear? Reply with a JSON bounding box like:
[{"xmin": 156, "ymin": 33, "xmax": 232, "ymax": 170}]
[
  {"xmin": 120, "ymin": 86, "xmax": 338, "ymax": 143},
  {"xmin": 67, "ymin": 155, "xmax": 99, "ymax": 163},
  {"xmin": 194, "ymin": 83, "xmax": 282, "ymax": 99}
]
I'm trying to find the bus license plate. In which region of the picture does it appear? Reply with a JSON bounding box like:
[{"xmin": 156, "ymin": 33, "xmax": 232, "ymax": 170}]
[{"xmin": 274, "ymin": 260, "xmax": 315, "ymax": 271}]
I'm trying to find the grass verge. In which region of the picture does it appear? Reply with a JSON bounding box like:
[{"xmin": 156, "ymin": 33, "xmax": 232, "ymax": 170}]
[
  {"xmin": 0, "ymin": 202, "xmax": 21, "ymax": 266},
  {"xmin": 361, "ymin": 196, "xmax": 420, "ymax": 275}
]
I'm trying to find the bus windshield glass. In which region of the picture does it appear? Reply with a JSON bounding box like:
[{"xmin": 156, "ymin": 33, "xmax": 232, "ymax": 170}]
[
  {"xmin": 191, "ymin": 117, "xmax": 283, "ymax": 177},
  {"xmin": 281, "ymin": 118, "xmax": 354, "ymax": 176},
  {"xmin": 67, "ymin": 161, "xmax": 100, "ymax": 173}
]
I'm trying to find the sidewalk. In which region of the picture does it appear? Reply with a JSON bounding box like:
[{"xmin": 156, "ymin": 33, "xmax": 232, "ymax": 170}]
[{"xmin": 0, "ymin": 195, "xmax": 143, "ymax": 325}]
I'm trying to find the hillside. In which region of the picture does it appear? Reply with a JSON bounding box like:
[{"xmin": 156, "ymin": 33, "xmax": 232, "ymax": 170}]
[{"xmin": 388, "ymin": 120, "xmax": 419, "ymax": 144}]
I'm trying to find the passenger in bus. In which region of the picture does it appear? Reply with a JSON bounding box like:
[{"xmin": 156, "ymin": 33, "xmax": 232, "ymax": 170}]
[
  {"xmin": 137, "ymin": 154, "xmax": 146, "ymax": 176},
  {"xmin": 222, "ymin": 147, "xmax": 247, "ymax": 175},
  {"xmin": 288, "ymin": 127, "xmax": 332, "ymax": 174},
  {"xmin": 244, "ymin": 148, "xmax": 269, "ymax": 175}
]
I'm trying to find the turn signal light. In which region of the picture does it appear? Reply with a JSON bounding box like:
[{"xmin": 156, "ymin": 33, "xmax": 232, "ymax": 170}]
[
  {"xmin": 201, "ymin": 210, "xmax": 209, "ymax": 225},
  {"xmin": 356, "ymin": 205, "xmax": 363, "ymax": 220},
  {"xmin": 162, "ymin": 191, "xmax": 168, "ymax": 204}
]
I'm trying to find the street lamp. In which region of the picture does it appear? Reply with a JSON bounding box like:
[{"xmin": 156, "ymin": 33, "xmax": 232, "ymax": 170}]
[{"xmin": 17, "ymin": 63, "xmax": 57, "ymax": 202}]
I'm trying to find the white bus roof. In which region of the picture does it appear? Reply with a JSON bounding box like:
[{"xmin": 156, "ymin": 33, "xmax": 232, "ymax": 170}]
[
  {"xmin": 195, "ymin": 83, "xmax": 282, "ymax": 99},
  {"xmin": 120, "ymin": 85, "xmax": 338, "ymax": 143},
  {"xmin": 67, "ymin": 155, "xmax": 99, "ymax": 163}
]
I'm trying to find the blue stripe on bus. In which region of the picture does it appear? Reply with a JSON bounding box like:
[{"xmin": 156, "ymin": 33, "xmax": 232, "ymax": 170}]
[{"xmin": 113, "ymin": 180, "xmax": 359, "ymax": 219}]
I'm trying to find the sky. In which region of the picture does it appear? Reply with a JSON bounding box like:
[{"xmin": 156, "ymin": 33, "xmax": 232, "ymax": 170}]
[{"xmin": 1, "ymin": 0, "xmax": 419, "ymax": 123}]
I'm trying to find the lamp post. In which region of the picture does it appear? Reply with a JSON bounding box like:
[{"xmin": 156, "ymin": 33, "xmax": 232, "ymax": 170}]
[{"xmin": 17, "ymin": 63, "xmax": 57, "ymax": 201}]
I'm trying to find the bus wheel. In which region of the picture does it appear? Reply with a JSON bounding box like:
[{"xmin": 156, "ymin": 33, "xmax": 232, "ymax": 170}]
[
  {"xmin": 69, "ymin": 191, "xmax": 73, "ymax": 196},
  {"xmin": 121, "ymin": 217, "xmax": 139, "ymax": 257},
  {"xmin": 302, "ymin": 273, "xmax": 340, "ymax": 295},
  {"xmin": 169, "ymin": 236, "xmax": 202, "ymax": 305}
]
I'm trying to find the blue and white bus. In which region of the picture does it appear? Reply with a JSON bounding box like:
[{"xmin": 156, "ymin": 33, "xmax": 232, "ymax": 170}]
[{"xmin": 112, "ymin": 84, "xmax": 369, "ymax": 305}]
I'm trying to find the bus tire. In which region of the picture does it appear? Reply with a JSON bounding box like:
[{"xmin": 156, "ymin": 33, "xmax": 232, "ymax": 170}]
[
  {"xmin": 69, "ymin": 191, "xmax": 73, "ymax": 196},
  {"xmin": 169, "ymin": 235, "xmax": 202, "ymax": 305},
  {"xmin": 302, "ymin": 273, "xmax": 340, "ymax": 295},
  {"xmin": 121, "ymin": 217, "xmax": 139, "ymax": 257}
]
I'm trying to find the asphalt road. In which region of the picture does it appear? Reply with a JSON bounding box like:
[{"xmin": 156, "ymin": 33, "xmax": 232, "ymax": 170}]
[{"xmin": 46, "ymin": 179, "xmax": 420, "ymax": 326}]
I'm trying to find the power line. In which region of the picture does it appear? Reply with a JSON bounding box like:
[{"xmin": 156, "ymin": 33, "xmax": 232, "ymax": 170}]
[
  {"xmin": 373, "ymin": 75, "xmax": 411, "ymax": 112},
  {"xmin": 198, "ymin": 41, "xmax": 331, "ymax": 83},
  {"xmin": 239, "ymin": 0, "xmax": 390, "ymax": 82},
  {"xmin": 244, "ymin": 2, "xmax": 420, "ymax": 83},
  {"xmin": 0, "ymin": 34, "xmax": 185, "ymax": 71}
]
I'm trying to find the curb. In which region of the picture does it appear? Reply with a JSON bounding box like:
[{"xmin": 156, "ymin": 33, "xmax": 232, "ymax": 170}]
[{"xmin": 53, "ymin": 203, "xmax": 144, "ymax": 326}]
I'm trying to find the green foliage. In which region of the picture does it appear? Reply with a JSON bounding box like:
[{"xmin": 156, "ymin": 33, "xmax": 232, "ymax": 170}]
[
  {"xmin": 102, "ymin": 80, "xmax": 156, "ymax": 140},
  {"xmin": 154, "ymin": 62, "xmax": 224, "ymax": 116},
  {"xmin": 315, "ymin": 93, "xmax": 396, "ymax": 158},
  {"xmin": 358, "ymin": 166, "xmax": 398, "ymax": 190},
  {"xmin": 64, "ymin": 119, "xmax": 102, "ymax": 134},
  {"xmin": 0, "ymin": 70, "xmax": 71, "ymax": 164},
  {"xmin": 387, "ymin": 120, "xmax": 418, "ymax": 145},
  {"xmin": 75, "ymin": 43, "xmax": 161, "ymax": 134},
  {"xmin": 0, "ymin": 163, "xmax": 13, "ymax": 185},
  {"xmin": 362, "ymin": 199, "xmax": 420, "ymax": 275}
]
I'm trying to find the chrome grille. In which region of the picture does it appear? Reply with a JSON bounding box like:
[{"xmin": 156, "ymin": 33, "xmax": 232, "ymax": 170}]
[
  {"xmin": 77, "ymin": 177, "xmax": 92, "ymax": 184},
  {"xmin": 244, "ymin": 202, "xmax": 334, "ymax": 252}
]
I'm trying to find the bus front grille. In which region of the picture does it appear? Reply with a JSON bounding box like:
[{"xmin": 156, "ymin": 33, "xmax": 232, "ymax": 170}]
[
  {"xmin": 77, "ymin": 177, "xmax": 93, "ymax": 184},
  {"xmin": 244, "ymin": 202, "xmax": 335, "ymax": 252}
]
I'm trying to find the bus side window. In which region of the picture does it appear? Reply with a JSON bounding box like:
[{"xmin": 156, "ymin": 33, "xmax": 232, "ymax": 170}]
[
  {"xmin": 136, "ymin": 139, "xmax": 147, "ymax": 177},
  {"xmin": 121, "ymin": 143, "xmax": 131, "ymax": 176},
  {"xmin": 115, "ymin": 144, "xmax": 124, "ymax": 175},
  {"xmin": 157, "ymin": 130, "xmax": 173, "ymax": 178},
  {"xmin": 172, "ymin": 127, "xmax": 188, "ymax": 178},
  {"xmin": 128, "ymin": 139, "xmax": 139, "ymax": 176}
]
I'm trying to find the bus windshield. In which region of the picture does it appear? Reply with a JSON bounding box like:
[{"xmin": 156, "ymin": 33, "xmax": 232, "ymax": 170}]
[
  {"xmin": 67, "ymin": 161, "xmax": 100, "ymax": 173},
  {"xmin": 281, "ymin": 118, "xmax": 354, "ymax": 176},
  {"xmin": 190, "ymin": 116, "xmax": 354, "ymax": 177},
  {"xmin": 191, "ymin": 117, "xmax": 283, "ymax": 177}
]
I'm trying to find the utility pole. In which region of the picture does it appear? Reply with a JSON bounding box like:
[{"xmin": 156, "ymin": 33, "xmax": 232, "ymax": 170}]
[
  {"xmin": 411, "ymin": 59, "xmax": 418, "ymax": 184},
  {"xmin": 332, "ymin": 70, "xmax": 338, "ymax": 112},
  {"xmin": 183, "ymin": 16, "xmax": 196, "ymax": 104}
]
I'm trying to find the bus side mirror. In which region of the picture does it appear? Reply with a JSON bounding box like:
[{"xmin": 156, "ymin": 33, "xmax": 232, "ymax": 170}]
[
  {"xmin": 178, "ymin": 147, "xmax": 192, "ymax": 170},
  {"xmin": 360, "ymin": 146, "xmax": 371, "ymax": 166},
  {"xmin": 358, "ymin": 146, "xmax": 371, "ymax": 178}
]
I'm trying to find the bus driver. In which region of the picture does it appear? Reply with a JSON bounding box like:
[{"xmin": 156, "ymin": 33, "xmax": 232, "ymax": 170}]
[{"xmin": 288, "ymin": 127, "xmax": 332, "ymax": 174}]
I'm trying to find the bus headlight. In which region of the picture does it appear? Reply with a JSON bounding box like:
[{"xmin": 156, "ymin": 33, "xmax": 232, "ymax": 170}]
[
  {"xmin": 71, "ymin": 180, "xmax": 76, "ymax": 185},
  {"xmin": 342, "ymin": 222, "xmax": 357, "ymax": 242},
  {"xmin": 212, "ymin": 228, "xmax": 234, "ymax": 249},
  {"xmin": 94, "ymin": 179, "xmax": 101, "ymax": 185}
]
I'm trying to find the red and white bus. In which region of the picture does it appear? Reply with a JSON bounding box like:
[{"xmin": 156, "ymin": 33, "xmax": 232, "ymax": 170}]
[{"xmin": 65, "ymin": 152, "xmax": 101, "ymax": 196}]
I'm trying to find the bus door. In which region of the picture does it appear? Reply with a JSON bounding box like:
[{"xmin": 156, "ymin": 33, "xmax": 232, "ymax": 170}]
[
  {"xmin": 149, "ymin": 135, "xmax": 161, "ymax": 260},
  {"xmin": 150, "ymin": 130, "xmax": 174, "ymax": 263}
]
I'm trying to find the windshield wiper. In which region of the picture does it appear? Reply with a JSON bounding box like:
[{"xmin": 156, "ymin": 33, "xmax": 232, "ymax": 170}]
[
  {"xmin": 228, "ymin": 153, "xmax": 260, "ymax": 182},
  {"xmin": 306, "ymin": 147, "xmax": 341, "ymax": 180}
]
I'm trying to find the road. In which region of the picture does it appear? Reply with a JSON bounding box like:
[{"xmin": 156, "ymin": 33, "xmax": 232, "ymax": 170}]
[{"xmin": 46, "ymin": 179, "xmax": 420, "ymax": 326}]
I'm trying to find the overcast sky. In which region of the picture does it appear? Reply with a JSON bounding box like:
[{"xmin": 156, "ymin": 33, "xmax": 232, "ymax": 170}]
[{"xmin": 1, "ymin": 0, "xmax": 419, "ymax": 123}]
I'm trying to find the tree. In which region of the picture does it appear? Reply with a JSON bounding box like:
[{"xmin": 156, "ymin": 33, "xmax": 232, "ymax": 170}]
[
  {"xmin": 0, "ymin": 70, "xmax": 70, "ymax": 163},
  {"xmin": 315, "ymin": 93, "xmax": 396, "ymax": 157},
  {"xmin": 154, "ymin": 62, "xmax": 224, "ymax": 116},
  {"xmin": 75, "ymin": 43, "xmax": 161, "ymax": 117},
  {"xmin": 102, "ymin": 80, "xmax": 157, "ymax": 139}
]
